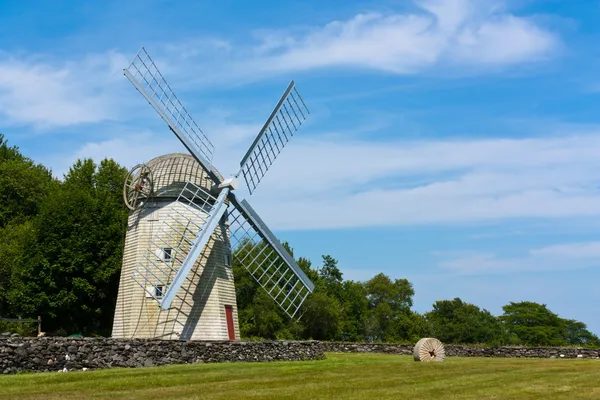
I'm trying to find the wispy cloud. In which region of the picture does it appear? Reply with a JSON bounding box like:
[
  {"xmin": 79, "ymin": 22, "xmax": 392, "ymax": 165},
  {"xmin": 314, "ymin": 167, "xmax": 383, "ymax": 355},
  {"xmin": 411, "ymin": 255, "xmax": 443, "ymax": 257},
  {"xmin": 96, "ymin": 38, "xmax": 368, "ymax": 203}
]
[
  {"xmin": 244, "ymin": 131, "xmax": 600, "ymax": 230},
  {"xmin": 0, "ymin": 50, "xmax": 130, "ymax": 129},
  {"xmin": 58, "ymin": 120, "xmax": 600, "ymax": 231},
  {"xmin": 530, "ymin": 241, "xmax": 600, "ymax": 258},
  {"xmin": 50, "ymin": 110, "xmax": 262, "ymax": 179},
  {"xmin": 0, "ymin": 0, "xmax": 561, "ymax": 129},
  {"xmin": 437, "ymin": 241, "xmax": 600, "ymax": 275},
  {"xmin": 223, "ymin": 0, "xmax": 559, "ymax": 78},
  {"xmin": 126, "ymin": 0, "xmax": 561, "ymax": 87}
]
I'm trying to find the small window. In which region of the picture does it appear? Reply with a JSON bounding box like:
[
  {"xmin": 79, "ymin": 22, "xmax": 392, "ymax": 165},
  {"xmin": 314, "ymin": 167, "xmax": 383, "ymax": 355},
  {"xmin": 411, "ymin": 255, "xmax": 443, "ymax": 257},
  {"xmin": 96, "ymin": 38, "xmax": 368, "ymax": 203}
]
[
  {"xmin": 163, "ymin": 248, "xmax": 172, "ymax": 261},
  {"xmin": 146, "ymin": 284, "xmax": 165, "ymax": 299},
  {"xmin": 224, "ymin": 253, "xmax": 231, "ymax": 266}
]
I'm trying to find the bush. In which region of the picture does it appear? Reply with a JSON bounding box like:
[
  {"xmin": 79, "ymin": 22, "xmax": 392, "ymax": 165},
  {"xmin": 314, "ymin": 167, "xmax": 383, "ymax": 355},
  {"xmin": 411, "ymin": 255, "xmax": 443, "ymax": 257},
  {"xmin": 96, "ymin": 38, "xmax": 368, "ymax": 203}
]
[{"xmin": 0, "ymin": 319, "xmax": 37, "ymax": 336}]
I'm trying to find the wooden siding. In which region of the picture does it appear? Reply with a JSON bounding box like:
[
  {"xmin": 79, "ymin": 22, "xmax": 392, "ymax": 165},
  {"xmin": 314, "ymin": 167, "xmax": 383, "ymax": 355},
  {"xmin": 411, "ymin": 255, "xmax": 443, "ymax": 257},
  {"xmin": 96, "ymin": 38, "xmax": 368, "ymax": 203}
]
[{"xmin": 112, "ymin": 153, "xmax": 239, "ymax": 340}]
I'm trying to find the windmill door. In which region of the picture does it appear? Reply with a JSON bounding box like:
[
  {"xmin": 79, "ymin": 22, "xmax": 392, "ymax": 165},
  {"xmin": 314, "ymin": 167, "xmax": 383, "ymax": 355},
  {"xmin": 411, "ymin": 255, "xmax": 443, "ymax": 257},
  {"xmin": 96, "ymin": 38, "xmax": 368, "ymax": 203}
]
[{"xmin": 225, "ymin": 305, "xmax": 235, "ymax": 340}]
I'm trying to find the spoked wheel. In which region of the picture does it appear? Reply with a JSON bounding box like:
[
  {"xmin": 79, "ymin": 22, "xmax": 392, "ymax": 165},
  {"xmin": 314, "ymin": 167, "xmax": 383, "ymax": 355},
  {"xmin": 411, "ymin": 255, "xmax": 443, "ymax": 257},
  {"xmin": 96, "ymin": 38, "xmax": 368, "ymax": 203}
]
[
  {"xmin": 123, "ymin": 163, "xmax": 154, "ymax": 211},
  {"xmin": 413, "ymin": 338, "xmax": 446, "ymax": 362}
]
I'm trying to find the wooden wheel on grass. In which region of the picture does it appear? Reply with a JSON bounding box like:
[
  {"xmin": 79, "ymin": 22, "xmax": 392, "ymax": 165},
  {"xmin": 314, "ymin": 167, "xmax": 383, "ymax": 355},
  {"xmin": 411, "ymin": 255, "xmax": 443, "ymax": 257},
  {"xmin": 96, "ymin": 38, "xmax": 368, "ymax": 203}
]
[{"xmin": 413, "ymin": 338, "xmax": 445, "ymax": 362}]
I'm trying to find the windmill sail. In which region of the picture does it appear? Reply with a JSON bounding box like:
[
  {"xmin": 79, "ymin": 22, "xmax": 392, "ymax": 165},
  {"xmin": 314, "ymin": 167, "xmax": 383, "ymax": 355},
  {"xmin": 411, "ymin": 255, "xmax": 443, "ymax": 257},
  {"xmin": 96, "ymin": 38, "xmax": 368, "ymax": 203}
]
[
  {"xmin": 123, "ymin": 47, "xmax": 221, "ymax": 183},
  {"xmin": 123, "ymin": 47, "xmax": 314, "ymax": 321},
  {"xmin": 228, "ymin": 196, "xmax": 314, "ymax": 318},
  {"xmin": 237, "ymin": 81, "xmax": 309, "ymax": 194}
]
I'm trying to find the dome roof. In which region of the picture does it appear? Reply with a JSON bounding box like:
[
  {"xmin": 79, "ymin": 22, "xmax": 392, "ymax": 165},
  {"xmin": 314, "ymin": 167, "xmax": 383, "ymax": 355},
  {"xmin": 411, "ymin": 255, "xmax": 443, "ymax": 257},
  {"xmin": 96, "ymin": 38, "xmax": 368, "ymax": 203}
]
[{"xmin": 143, "ymin": 153, "xmax": 223, "ymax": 198}]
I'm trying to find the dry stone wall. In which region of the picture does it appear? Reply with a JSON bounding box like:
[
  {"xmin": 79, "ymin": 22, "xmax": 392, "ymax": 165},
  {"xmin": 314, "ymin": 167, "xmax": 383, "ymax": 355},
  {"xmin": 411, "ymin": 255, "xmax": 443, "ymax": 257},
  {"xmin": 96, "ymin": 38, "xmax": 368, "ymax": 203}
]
[
  {"xmin": 322, "ymin": 342, "xmax": 600, "ymax": 359},
  {"xmin": 3, "ymin": 335, "xmax": 599, "ymax": 375},
  {"xmin": 0, "ymin": 334, "xmax": 324, "ymax": 375}
]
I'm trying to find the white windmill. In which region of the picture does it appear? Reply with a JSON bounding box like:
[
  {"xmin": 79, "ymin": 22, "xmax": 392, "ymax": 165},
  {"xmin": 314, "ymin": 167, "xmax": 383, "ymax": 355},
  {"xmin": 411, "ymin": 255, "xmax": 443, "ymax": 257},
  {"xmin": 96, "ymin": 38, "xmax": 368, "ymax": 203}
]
[{"xmin": 112, "ymin": 47, "xmax": 314, "ymax": 341}]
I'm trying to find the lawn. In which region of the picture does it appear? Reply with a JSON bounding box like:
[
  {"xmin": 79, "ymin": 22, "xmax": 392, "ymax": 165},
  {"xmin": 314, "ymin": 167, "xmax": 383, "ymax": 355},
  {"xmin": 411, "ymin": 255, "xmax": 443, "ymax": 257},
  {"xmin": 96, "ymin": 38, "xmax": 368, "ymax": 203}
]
[{"xmin": 0, "ymin": 353, "xmax": 598, "ymax": 399}]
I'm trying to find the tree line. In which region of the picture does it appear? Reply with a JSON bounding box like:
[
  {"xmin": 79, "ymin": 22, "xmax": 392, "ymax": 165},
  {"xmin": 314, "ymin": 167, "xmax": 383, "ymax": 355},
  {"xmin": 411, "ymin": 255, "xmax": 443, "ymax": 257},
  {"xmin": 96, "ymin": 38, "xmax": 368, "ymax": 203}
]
[{"xmin": 0, "ymin": 134, "xmax": 597, "ymax": 347}]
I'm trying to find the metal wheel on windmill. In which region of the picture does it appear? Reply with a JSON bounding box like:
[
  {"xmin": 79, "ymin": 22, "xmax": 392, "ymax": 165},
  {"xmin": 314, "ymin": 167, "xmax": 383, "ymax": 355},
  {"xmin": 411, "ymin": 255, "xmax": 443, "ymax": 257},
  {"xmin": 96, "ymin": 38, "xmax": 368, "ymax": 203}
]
[
  {"xmin": 123, "ymin": 163, "xmax": 154, "ymax": 210},
  {"xmin": 113, "ymin": 46, "xmax": 314, "ymax": 340}
]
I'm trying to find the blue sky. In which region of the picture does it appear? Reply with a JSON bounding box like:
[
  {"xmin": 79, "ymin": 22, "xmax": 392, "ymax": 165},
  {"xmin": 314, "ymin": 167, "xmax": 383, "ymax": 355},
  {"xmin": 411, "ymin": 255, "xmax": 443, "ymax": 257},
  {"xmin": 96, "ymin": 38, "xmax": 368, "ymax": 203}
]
[{"xmin": 2, "ymin": 0, "xmax": 600, "ymax": 334}]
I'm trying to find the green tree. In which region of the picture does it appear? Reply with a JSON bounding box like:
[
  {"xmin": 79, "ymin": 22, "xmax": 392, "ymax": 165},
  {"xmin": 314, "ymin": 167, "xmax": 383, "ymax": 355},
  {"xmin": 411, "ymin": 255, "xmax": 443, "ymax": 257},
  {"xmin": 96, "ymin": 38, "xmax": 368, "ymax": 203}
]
[
  {"xmin": 363, "ymin": 273, "xmax": 415, "ymax": 342},
  {"xmin": 500, "ymin": 301, "xmax": 567, "ymax": 346},
  {"xmin": 0, "ymin": 134, "xmax": 24, "ymax": 163},
  {"xmin": 0, "ymin": 135, "xmax": 55, "ymax": 316},
  {"xmin": 237, "ymin": 291, "xmax": 284, "ymax": 339},
  {"xmin": 7, "ymin": 158, "xmax": 127, "ymax": 335},
  {"xmin": 562, "ymin": 319, "xmax": 600, "ymax": 347},
  {"xmin": 297, "ymin": 256, "xmax": 320, "ymax": 287},
  {"xmin": 0, "ymin": 139, "xmax": 54, "ymax": 229},
  {"xmin": 301, "ymin": 291, "xmax": 341, "ymax": 340},
  {"xmin": 316, "ymin": 255, "xmax": 344, "ymax": 301},
  {"xmin": 338, "ymin": 280, "xmax": 368, "ymax": 341},
  {"xmin": 0, "ymin": 221, "xmax": 37, "ymax": 316},
  {"xmin": 364, "ymin": 273, "xmax": 414, "ymax": 312},
  {"xmin": 319, "ymin": 255, "xmax": 343, "ymax": 285},
  {"xmin": 426, "ymin": 298, "xmax": 505, "ymax": 344},
  {"xmin": 391, "ymin": 311, "xmax": 432, "ymax": 343}
]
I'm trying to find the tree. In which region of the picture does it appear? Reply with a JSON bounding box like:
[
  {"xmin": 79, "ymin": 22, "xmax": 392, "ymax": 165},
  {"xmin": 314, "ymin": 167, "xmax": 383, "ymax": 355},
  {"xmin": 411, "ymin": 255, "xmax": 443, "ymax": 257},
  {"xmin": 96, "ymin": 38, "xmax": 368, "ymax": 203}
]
[
  {"xmin": 500, "ymin": 301, "xmax": 567, "ymax": 346},
  {"xmin": 301, "ymin": 291, "xmax": 341, "ymax": 340},
  {"xmin": 426, "ymin": 298, "xmax": 505, "ymax": 344},
  {"xmin": 392, "ymin": 311, "xmax": 432, "ymax": 343},
  {"xmin": 0, "ymin": 135, "xmax": 55, "ymax": 316},
  {"xmin": 338, "ymin": 280, "xmax": 368, "ymax": 341},
  {"xmin": 363, "ymin": 273, "xmax": 415, "ymax": 341},
  {"xmin": 562, "ymin": 319, "xmax": 599, "ymax": 347},
  {"xmin": 0, "ymin": 139, "xmax": 54, "ymax": 229},
  {"xmin": 0, "ymin": 221, "xmax": 36, "ymax": 316},
  {"xmin": 7, "ymin": 158, "xmax": 128, "ymax": 335},
  {"xmin": 238, "ymin": 291, "xmax": 285, "ymax": 339},
  {"xmin": 316, "ymin": 255, "xmax": 344, "ymax": 301},
  {"xmin": 319, "ymin": 255, "xmax": 343, "ymax": 286},
  {"xmin": 0, "ymin": 134, "xmax": 24, "ymax": 163},
  {"xmin": 364, "ymin": 273, "xmax": 414, "ymax": 312}
]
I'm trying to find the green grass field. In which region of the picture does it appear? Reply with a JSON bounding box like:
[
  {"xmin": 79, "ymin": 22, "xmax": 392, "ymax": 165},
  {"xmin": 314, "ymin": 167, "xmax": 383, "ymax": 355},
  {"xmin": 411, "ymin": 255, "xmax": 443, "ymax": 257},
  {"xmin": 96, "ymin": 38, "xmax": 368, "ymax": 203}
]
[{"xmin": 1, "ymin": 353, "xmax": 598, "ymax": 399}]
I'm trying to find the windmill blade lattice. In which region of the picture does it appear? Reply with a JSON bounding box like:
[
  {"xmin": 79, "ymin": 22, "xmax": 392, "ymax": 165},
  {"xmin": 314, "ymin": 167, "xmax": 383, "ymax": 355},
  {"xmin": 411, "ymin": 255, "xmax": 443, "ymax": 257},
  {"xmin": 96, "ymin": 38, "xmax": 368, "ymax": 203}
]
[
  {"xmin": 238, "ymin": 81, "xmax": 309, "ymax": 194},
  {"xmin": 227, "ymin": 197, "xmax": 314, "ymax": 318},
  {"xmin": 123, "ymin": 47, "xmax": 216, "ymax": 174},
  {"xmin": 132, "ymin": 181, "xmax": 228, "ymax": 309},
  {"xmin": 123, "ymin": 47, "xmax": 315, "ymax": 321}
]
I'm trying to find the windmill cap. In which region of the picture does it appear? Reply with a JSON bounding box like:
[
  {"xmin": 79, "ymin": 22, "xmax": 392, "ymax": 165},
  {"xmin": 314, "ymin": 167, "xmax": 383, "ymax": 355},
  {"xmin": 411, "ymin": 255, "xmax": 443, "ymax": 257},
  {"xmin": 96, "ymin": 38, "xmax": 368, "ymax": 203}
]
[{"xmin": 141, "ymin": 153, "xmax": 223, "ymax": 198}]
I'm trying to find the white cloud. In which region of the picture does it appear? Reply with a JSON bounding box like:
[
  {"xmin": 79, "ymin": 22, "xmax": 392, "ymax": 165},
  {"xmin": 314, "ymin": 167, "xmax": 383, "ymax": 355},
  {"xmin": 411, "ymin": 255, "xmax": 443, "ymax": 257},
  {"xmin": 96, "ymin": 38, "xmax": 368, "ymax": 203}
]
[
  {"xmin": 0, "ymin": 50, "xmax": 130, "ymax": 129},
  {"xmin": 242, "ymin": 132, "xmax": 600, "ymax": 230},
  {"xmin": 530, "ymin": 241, "xmax": 600, "ymax": 258},
  {"xmin": 241, "ymin": 0, "xmax": 558, "ymax": 76},
  {"xmin": 51, "ymin": 112, "xmax": 262, "ymax": 179},
  {"xmin": 0, "ymin": 0, "xmax": 560, "ymax": 128},
  {"xmin": 62, "ymin": 132, "xmax": 182, "ymax": 178},
  {"xmin": 437, "ymin": 241, "xmax": 600, "ymax": 275},
  {"xmin": 60, "ymin": 129, "xmax": 600, "ymax": 230}
]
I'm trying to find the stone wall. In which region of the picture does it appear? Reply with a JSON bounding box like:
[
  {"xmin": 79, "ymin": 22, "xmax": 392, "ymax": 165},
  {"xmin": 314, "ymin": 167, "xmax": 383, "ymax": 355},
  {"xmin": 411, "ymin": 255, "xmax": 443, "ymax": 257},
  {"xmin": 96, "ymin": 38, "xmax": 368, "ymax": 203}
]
[
  {"xmin": 322, "ymin": 342, "xmax": 600, "ymax": 359},
  {"xmin": 3, "ymin": 336, "xmax": 599, "ymax": 375},
  {"xmin": 0, "ymin": 334, "xmax": 324, "ymax": 375}
]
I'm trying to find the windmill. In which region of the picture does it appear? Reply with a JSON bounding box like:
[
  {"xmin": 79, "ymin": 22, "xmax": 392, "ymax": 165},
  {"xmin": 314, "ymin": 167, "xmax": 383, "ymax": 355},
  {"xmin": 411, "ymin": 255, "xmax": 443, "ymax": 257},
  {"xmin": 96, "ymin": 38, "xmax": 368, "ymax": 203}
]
[{"xmin": 111, "ymin": 47, "xmax": 314, "ymax": 340}]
